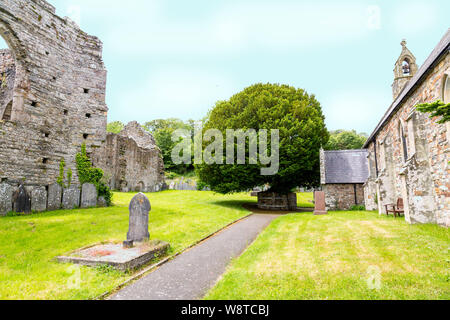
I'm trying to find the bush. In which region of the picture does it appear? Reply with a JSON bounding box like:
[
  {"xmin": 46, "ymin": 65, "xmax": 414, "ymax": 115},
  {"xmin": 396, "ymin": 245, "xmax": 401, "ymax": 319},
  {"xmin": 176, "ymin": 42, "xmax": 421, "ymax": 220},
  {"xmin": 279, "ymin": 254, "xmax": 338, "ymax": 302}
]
[{"xmin": 350, "ymin": 205, "xmax": 366, "ymax": 211}]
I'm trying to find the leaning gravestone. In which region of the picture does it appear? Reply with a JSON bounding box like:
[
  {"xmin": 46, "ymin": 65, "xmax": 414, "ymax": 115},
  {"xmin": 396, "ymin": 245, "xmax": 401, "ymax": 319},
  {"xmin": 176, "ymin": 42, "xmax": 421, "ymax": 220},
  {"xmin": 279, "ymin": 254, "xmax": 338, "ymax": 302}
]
[
  {"xmin": 0, "ymin": 183, "xmax": 13, "ymax": 216},
  {"xmin": 13, "ymin": 185, "xmax": 31, "ymax": 214},
  {"xmin": 62, "ymin": 186, "xmax": 81, "ymax": 209},
  {"xmin": 126, "ymin": 193, "xmax": 151, "ymax": 245},
  {"xmin": 30, "ymin": 186, "xmax": 47, "ymax": 212},
  {"xmin": 47, "ymin": 183, "xmax": 62, "ymax": 211},
  {"xmin": 81, "ymin": 183, "xmax": 97, "ymax": 208}
]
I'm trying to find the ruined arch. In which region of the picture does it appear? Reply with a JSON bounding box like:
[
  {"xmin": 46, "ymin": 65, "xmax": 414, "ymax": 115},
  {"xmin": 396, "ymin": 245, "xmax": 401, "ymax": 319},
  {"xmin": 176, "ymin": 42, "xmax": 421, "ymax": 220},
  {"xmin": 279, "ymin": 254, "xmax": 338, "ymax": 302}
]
[{"xmin": 0, "ymin": 20, "xmax": 28, "ymax": 122}]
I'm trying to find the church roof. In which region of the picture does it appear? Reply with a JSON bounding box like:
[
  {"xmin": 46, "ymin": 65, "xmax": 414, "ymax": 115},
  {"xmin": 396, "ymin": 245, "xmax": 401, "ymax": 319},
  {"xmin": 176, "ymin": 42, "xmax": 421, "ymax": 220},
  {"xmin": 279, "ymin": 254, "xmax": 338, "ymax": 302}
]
[
  {"xmin": 364, "ymin": 28, "xmax": 450, "ymax": 148},
  {"xmin": 323, "ymin": 150, "xmax": 369, "ymax": 184}
]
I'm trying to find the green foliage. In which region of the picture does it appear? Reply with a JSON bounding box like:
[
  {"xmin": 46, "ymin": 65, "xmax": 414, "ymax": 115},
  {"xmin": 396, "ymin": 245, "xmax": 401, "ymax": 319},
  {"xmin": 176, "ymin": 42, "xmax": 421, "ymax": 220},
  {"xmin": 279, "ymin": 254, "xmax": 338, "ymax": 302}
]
[
  {"xmin": 350, "ymin": 205, "xmax": 366, "ymax": 211},
  {"xmin": 75, "ymin": 143, "xmax": 112, "ymax": 206},
  {"xmin": 143, "ymin": 118, "xmax": 196, "ymax": 174},
  {"xmin": 324, "ymin": 130, "xmax": 368, "ymax": 150},
  {"xmin": 196, "ymin": 180, "xmax": 208, "ymax": 191},
  {"xmin": 57, "ymin": 158, "xmax": 66, "ymax": 187},
  {"xmin": 416, "ymin": 100, "xmax": 450, "ymax": 124},
  {"xmin": 107, "ymin": 121, "xmax": 125, "ymax": 134},
  {"xmin": 196, "ymin": 83, "xmax": 329, "ymax": 194},
  {"xmin": 67, "ymin": 168, "xmax": 73, "ymax": 187}
]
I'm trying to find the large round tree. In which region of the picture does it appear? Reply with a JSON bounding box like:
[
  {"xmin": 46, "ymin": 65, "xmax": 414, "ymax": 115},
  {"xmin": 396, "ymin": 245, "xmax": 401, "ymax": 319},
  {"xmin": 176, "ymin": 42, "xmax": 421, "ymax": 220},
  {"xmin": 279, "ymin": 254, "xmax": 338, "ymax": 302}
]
[{"xmin": 196, "ymin": 83, "xmax": 329, "ymax": 195}]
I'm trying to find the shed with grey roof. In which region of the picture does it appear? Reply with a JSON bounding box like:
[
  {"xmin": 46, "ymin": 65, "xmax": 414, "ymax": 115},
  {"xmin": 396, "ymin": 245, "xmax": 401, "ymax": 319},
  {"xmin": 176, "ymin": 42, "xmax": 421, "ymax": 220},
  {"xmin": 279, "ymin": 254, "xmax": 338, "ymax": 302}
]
[{"xmin": 320, "ymin": 149, "xmax": 369, "ymax": 210}]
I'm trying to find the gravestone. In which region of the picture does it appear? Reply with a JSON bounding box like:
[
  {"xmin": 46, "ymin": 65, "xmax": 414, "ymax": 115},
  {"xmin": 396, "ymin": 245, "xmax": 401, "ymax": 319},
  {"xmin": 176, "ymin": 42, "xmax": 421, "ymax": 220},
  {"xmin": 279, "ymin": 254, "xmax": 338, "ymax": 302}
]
[
  {"xmin": 13, "ymin": 185, "xmax": 31, "ymax": 213},
  {"xmin": 0, "ymin": 183, "xmax": 13, "ymax": 216},
  {"xmin": 30, "ymin": 186, "xmax": 47, "ymax": 212},
  {"xmin": 47, "ymin": 184, "xmax": 62, "ymax": 211},
  {"xmin": 97, "ymin": 196, "xmax": 107, "ymax": 207},
  {"xmin": 125, "ymin": 193, "xmax": 151, "ymax": 246},
  {"xmin": 314, "ymin": 191, "xmax": 328, "ymax": 215},
  {"xmin": 81, "ymin": 183, "xmax": 97, "ymax": 208},
  {"xmin": 62, "ymin": 186, "xmax": 81, "ymax": 209}
]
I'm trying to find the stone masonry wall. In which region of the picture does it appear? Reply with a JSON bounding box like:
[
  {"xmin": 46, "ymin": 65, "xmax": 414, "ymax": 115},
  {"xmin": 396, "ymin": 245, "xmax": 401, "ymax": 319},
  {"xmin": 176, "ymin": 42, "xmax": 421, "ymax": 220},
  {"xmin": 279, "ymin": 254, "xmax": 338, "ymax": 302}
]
[
  {"xmin": 0, "ymin": 0, "xmax": 108, "ymax": 188},
  {"xmin": 323, "ymin": 184, "xmax": 365, "ymax": 211},
  {"xmin": 366, "ymin": 52, "xmax": 449, "ymax": 227}
]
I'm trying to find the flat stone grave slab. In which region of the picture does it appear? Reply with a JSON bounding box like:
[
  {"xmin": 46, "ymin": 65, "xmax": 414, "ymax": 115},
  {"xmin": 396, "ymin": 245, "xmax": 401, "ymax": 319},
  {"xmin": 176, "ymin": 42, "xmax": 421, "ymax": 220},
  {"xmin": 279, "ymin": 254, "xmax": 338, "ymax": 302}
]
[{"xmin": 57, "ymin": 240, "xmax": 170, "ymax": 271}]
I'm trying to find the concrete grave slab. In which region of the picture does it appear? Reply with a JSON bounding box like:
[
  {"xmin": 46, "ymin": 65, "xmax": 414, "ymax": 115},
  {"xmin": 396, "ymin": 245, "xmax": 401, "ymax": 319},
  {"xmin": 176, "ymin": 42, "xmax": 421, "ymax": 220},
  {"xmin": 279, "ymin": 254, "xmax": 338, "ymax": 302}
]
[{"xmin": 57, "ymin": 241, "xmax": 169, "ymax": 271}]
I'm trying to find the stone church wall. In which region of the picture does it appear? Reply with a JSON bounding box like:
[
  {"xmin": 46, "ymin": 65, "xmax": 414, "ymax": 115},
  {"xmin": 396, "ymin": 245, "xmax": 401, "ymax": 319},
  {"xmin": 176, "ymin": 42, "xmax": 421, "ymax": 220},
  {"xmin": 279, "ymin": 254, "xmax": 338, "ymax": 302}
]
[{"xmin": 365, "ymin": 52, "xmax": 449, "ymax": 227}]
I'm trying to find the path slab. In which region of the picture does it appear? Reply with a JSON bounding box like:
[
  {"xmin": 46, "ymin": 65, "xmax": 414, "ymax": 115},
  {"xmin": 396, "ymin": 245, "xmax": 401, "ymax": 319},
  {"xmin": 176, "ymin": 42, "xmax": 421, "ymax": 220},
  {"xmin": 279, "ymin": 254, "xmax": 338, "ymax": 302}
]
[{"xmin": 109, "ymin": 214, "xmax": 279, "ymax": 300}]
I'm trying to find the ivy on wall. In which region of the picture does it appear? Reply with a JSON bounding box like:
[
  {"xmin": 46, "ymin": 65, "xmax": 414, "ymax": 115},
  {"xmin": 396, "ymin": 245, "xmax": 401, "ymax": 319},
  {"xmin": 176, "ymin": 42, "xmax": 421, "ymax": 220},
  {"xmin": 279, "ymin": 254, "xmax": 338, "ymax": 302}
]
[{"xmin": 75, "ymin": 143, "xmax": 112, "ymax": 206}]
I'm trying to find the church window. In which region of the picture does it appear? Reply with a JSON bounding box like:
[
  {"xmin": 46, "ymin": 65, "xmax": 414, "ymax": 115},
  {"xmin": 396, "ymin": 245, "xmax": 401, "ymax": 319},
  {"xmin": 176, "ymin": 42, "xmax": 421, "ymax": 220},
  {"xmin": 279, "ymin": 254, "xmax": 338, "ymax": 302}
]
[
  {"xmin": 399, "ymin": 122, "xmax": 408, "ymax": 163},
  {"xmin": 406, "ymin": 117, "xmax": 416, "ymax": 157}
]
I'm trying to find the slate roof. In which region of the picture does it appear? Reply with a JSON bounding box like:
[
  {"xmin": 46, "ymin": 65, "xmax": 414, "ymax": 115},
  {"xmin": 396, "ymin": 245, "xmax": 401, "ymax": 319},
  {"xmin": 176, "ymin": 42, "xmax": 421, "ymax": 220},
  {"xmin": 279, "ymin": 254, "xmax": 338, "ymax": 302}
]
[
  {"xmin": 364, "ymin": 28, "xmax": 450, "ymax": 148},
  {"xmin": 323, "ymin": 150, "xmax": 369, "ymax": 184}
]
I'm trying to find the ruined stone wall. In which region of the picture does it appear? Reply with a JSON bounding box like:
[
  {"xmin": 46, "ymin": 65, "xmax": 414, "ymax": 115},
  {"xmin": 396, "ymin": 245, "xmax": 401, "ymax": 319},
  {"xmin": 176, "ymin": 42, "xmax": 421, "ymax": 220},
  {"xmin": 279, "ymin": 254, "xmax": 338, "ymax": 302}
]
[
  {"xmin": 0, "ymin": 49, "xmax": 15, "ymax": 120},
  {"xmin": 92, "ymin": 122, "xmax": 165, "ymax": 193},
  {"xmin": 366, "ymin": 52, "xmax": 449, "ymax": 227},
  {"xmin": 323, "ymin": 184, "xmax": 365, "ymax": 211},
  {"xmin": 0, "ymin": 0, "xmax": 108, "ymax": 189}
]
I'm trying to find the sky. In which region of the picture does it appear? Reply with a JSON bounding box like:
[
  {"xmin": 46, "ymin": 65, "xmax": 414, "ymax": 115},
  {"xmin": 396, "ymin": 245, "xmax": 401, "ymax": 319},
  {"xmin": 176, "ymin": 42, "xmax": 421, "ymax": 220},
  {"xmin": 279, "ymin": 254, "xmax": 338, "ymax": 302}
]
[{"xmin": 1, "ymin": 0, "xmax": 449, "ymax": 134}]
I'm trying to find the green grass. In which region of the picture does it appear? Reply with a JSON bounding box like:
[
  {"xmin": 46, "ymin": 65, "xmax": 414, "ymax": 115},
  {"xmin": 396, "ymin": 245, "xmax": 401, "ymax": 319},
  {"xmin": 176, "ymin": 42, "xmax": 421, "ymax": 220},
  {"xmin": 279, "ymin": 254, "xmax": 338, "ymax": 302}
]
[
  {"xmin": 0, "ymin": 191, "xmax": 253, "ymax": 300},
  {"xmin": 298, "ymin": 192, "xmax": 314, "ymax": 208},
  {"xmin": 206, "ymin": 211, "xmax": 450, "ymax": 300}
]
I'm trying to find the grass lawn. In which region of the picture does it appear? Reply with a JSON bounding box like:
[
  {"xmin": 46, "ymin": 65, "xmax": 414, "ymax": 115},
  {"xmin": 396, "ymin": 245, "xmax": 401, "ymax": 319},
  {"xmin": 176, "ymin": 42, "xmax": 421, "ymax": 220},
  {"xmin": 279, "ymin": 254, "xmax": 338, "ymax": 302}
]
[
  {"xmin": 298, "ymin": 192, "xmax": 314, "ymax": 208},
  {"xmin": 206, "ymin": 211, "xmax": 450, "ymax": 300},
  {"xmin": 0, "ymin": 191, "xmax": 253, "ymax": 300}
]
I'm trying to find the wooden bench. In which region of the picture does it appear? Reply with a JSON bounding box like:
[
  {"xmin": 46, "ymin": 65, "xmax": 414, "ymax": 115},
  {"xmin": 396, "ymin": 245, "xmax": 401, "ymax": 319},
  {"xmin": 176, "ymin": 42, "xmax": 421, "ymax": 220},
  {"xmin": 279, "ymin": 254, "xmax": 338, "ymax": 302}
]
[{"xmin": 385, "ymin": 198, "xmax": 405, "ymax": 218}]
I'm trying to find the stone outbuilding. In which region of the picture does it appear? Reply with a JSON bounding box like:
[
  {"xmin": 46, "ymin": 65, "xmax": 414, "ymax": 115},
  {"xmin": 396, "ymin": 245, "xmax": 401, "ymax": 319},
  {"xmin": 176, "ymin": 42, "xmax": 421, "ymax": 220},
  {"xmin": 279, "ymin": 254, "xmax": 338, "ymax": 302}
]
[
  {"xmin": 320, "ymin": 149, "xmax": 369, "ymax": 210},
  {"xmin": 364, "ymin": 30, "xmax": 450, "ymax": 227}
]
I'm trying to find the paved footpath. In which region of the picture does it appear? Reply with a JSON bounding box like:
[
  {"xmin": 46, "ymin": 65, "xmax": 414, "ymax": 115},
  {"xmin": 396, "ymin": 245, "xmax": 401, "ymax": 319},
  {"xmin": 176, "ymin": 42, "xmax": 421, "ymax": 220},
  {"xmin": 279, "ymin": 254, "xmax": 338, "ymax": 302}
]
[{"xmin": 110, "ymin": 214, "xmax": 279, "ymax": 300}]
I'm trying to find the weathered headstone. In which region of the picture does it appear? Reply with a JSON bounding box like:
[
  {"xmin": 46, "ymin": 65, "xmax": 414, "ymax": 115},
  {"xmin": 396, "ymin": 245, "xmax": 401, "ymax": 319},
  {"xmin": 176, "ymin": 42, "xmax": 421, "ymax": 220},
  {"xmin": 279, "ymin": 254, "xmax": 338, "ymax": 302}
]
[
  {"xmin": 81, "ymin": 183, "xmax": 98, "ymax": 208},
  {"xmin": 30, "ymin": 186, "xmax": 47, "ymax": 212},
  {"xmin": 13, "ymin": 185, "xmax": 31, "ymax": 213},
  {"xmin": 62, "ymin": 186, "xmax": 81, "ymax": 209},
  {"xmin": 47, "ymin": 183, "xmax": 62, "ymax": 211},
  {"xmin": 97, "ymin": 196, "xmax": 107, "ymax": 208},
  {"xmin": 125, "ymin": 193, "xmax": 151, "ymax": 246},
  {"xmin": 314, "ymin": 191, "xmax": 328, "ymax": 215},
  {"xmin": 0, "ymin": 183, "xmax": 13, "ymax": 216}
]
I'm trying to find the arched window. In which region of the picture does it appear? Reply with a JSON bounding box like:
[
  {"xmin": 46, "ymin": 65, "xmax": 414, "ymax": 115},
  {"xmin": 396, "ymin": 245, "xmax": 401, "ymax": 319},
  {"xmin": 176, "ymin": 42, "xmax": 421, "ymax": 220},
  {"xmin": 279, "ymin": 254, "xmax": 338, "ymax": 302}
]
[
  {"xmin": 399, "ymin": 122, "xmax": 408, "ymax": 162},
  {"xmin": 443, "ymin": 74, "xmax": 450, "ymax": 104}
]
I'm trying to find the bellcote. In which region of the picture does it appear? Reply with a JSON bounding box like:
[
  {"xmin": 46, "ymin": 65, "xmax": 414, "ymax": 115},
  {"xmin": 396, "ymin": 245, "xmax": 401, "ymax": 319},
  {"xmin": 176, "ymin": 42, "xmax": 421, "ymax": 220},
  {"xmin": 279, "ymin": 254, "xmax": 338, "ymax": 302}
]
[{"xmin": 392, "ymin": 40, "xmax": 418, "ymax": 100}]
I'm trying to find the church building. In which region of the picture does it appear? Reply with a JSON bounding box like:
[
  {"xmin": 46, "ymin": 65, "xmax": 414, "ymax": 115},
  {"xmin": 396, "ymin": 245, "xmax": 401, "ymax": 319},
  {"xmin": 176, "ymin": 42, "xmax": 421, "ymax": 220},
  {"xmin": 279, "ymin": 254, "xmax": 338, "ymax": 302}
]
[
  {"xmin": 364, "ymin": 29, "xmax": 449, "ymax": 227},
  {"xmin": 321, "ymin": 29, "xmax": 449, "ymax": 227}
]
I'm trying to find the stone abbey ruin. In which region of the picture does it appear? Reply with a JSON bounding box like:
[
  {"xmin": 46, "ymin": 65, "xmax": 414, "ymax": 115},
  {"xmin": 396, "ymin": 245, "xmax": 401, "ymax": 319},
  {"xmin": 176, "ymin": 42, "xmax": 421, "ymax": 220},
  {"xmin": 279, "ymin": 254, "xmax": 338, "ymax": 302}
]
[{"xmin": 0, "ymin": 0, "xmax": 164, "ymax": 215}]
